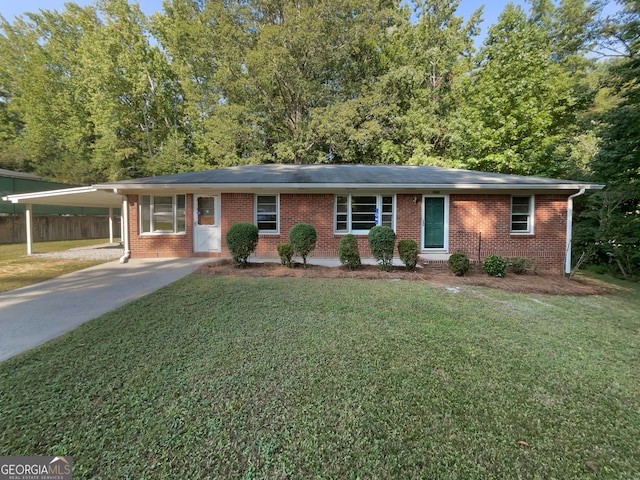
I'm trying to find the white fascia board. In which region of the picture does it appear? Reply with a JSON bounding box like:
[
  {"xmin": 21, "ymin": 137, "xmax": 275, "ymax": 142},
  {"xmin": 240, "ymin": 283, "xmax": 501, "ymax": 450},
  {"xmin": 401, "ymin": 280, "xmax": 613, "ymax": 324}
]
[
  {"xmin": 3, "ymin": 186, "xmax": 123, "ymax": 207},
  {"xmin": 101, "ymin": 182, "xmax": 605, "ymax": 193},
  {"xmin": 4, "ymin": 186, "xmax": 98, "ymax": 203}
]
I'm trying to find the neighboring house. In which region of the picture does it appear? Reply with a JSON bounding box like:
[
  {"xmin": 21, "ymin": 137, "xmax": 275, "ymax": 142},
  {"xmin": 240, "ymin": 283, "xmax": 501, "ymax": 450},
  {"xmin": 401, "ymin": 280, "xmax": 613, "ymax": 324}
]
[{"xmin": 93, "ymin": 164, "xmax": 603, "ymax": 273}]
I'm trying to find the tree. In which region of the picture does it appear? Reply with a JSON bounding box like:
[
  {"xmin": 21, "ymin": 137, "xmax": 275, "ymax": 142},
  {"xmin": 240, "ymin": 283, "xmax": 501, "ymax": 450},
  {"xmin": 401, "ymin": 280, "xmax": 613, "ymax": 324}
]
[
  {"xmin": 79, "ymin": 0, "xmax": 184, "ymax": 180},
  {"xmin": 309, "ymin": 0, "xmax": 482, "ymax": 166},
  {"xmin": 0, "ymin": 0, "xmax": 186, "ymax": 182},
  {"xmin": 579, "ymin": 0, "xmax": 640, "ymax": 277},
  {"xmin": 209, "ymin": 0, "xmax": 399, "ymax": 164},
  {"xmin": 0, "ymin": 6, "xmax": 100, "ymax": 182},
  {"xmin": 451, "ymin": 1, "xmax": 599, "ymax": 177},
  {"xmin": 374, "ymin": 0, "xmax": 481, "ymax": 165},
  {"xmin": 151, "ymin": 0, "xmax": 242, "ymax": 169}
]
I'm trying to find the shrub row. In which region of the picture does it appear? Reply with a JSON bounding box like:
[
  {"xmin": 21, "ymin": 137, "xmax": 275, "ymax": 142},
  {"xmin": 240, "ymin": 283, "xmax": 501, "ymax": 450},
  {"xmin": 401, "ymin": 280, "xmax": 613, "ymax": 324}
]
[
  {"xmin": 228, "ymin": 221, "xmax": 535, "ymax": 277},
  {"xmin": 338, "ymin": 226, "xmax": 419, "ymax": 272},
  {"xmin": 226, "ymin": 222, "xmax": 318, "ymax": 269},
  {"xmin": 447, "ymin": 253, "xmax": 536, "ymax": 277}
]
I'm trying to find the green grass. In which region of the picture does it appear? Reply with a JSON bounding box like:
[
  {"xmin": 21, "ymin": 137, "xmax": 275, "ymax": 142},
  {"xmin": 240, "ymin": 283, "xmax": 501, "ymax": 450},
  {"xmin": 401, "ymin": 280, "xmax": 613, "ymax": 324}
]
[
  {"xmin": 1, "ymin": 274, "xmax": 638, "ymax": 479},
  {"xmin": 0, "ymin": 239, "xmax": 117, "ymax": 292}
]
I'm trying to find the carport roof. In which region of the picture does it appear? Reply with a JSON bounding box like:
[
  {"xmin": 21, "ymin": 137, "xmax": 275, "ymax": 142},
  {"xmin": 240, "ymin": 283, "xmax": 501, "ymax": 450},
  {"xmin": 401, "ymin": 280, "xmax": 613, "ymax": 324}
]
[
  {"xmin": 3, "ymin": 186, "xmax": 123, "ymax": 208},
  {"xmin": 96, "ymin": 164, "xmax": 604, "ymax": 192}
]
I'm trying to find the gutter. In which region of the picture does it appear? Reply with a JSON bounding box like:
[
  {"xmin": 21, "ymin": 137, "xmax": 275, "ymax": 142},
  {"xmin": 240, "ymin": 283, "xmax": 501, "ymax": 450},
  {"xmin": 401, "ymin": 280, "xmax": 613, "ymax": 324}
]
[
  {"xmin": 565, "ymin": 188, "xmax": 586, "ymax": 276},
  {"xmin": 95, "ymin": 182, "xmax": 599, "ymax": 192}
]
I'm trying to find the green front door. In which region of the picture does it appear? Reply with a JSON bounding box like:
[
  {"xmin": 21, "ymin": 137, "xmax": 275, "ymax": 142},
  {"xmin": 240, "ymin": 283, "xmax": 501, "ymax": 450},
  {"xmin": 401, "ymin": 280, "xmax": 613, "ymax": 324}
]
[{"xmin": 424, "ymin": 197, "xmax": 445, "ymax": 249}]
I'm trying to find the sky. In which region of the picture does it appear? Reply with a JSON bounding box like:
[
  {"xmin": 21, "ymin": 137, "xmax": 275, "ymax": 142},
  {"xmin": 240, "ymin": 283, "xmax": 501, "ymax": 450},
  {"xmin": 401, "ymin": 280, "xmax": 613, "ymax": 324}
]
[{"xmin": 0, "ymin": 0, "xmax": 621, "ymax": 45}]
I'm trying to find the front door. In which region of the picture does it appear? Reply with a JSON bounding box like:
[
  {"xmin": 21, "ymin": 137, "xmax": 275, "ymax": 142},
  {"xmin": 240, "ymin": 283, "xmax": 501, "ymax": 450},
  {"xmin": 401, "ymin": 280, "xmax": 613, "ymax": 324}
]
[
  {"xmin": 194, "ymin": 194, "xmax": 221, "ymax": 252},
  {"xmin": 423, "ymin": 196, "xmax": 446, "ymax": 250}
]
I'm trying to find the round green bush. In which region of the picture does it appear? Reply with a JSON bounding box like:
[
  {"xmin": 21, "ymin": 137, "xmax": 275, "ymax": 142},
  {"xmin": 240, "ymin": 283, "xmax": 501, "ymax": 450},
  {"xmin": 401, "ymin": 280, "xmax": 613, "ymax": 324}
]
[
  {"xmin": 483, "ymin": 254, "xmax": 507, "ymax": 277},
  {"xmin": 368, "ymin": 225, "xmax": 396, "ymax": 271},
  {"xmin": 339, "ymin": 234, "xmax": 361, "ymax": 270},
  {"xmin": 509, "ymin": 256, "xmax": 531, "ymax": 274},
  {"xmin": 226, "ymin": 222, "xmax": 259, "ymax": 268},
  {"xmin": 397, "ymin": 239, "xmax": 419, "ymax": 271},
  {"xmin": 277, "ymin": 242, "xmax": 294, "ymax": 268},
  {"xmin": 448, "ymin": 252, "xmax": 470, "ymax": 276},
  {"xmin": 289, "ymin": 223, "xmax": 317, "ymax": 268}
]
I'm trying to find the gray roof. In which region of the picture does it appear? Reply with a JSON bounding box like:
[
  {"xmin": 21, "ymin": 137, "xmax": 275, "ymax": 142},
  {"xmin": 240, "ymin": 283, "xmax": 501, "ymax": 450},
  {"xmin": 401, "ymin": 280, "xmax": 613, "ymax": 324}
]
[{"xmin": 97, "ymin": 164, "xmax": 603, "ymax": 192}]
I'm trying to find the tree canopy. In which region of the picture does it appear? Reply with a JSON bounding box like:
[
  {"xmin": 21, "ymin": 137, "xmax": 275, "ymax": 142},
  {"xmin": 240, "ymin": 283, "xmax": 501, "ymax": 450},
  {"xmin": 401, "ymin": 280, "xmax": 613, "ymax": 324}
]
[
  {"xmin": 1, "ymin": 0, "xmax": 638, "ymax": 275},
  {"xmin": 0, "ymin": 0, "xmax": 609, "ymax": 179}
]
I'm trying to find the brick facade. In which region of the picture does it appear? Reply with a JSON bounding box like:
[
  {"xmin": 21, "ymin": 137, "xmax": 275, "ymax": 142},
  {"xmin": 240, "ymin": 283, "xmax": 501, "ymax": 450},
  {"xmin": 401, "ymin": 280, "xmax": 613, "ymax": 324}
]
[
  {"xmin": 448, "ymin": 194, "xmax": 568, "ymax": 272},
  {"xmin": 127, "ymin": 191, "xmax": 569, "ymax": 272}
]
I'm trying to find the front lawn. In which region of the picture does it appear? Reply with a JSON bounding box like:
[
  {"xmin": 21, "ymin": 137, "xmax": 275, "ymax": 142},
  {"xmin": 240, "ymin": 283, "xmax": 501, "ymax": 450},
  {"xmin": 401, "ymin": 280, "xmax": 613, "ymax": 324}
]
[{"xmin": 0, "ymin": 274, "xmax": 638, "ymax": 478}]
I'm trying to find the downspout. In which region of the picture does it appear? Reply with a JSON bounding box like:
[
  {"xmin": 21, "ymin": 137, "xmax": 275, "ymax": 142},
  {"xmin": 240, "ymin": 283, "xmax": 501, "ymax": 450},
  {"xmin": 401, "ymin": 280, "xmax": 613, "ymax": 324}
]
[
  {"xmin": 565, "ymin": 187, "xmax": 586, "ymax": 276},
  {"xmin": 119, "ymin": 193, "xmax": 131, "ymax": 264},
  {"xmin": 108, "ymin": 207, "xmax": 114, "ymax": 244}
]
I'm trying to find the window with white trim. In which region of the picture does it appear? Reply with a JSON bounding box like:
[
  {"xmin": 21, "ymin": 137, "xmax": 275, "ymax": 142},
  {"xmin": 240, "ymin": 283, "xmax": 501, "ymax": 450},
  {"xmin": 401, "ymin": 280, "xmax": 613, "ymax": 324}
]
[
  {"xmin": 511, "ymin": 196, "xmax": 533, "ymax": 233},
  {"xmin": 335, "ymin": 194, "xmax": 394, "ymax": 233},
  {"xmin": 140, "ymin": 194, "xmax": 186, "ymax": 234},
  {"xmin": 255, "ymin": 194, "xmax": 279, "ymax": 233}
]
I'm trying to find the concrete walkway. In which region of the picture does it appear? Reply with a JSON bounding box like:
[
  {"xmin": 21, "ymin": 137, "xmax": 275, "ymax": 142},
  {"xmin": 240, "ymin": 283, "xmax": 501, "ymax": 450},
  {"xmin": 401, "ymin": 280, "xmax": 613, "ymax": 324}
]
[{"xmin": 0, "ymin": 257, "xmax": 210, "ymax": 362}]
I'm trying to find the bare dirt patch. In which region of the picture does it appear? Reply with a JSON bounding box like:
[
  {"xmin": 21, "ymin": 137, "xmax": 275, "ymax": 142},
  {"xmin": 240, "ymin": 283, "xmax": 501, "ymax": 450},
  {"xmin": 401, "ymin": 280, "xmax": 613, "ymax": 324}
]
[{"xmin": 197, "ymin": 259, "xmax": 610, "ymax": 296}]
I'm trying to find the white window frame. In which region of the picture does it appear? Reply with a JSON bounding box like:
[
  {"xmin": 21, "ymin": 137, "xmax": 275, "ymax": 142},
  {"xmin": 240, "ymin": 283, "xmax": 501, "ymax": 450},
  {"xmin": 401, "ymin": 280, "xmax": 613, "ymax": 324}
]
[
  {"xmin": 139, "ymin": 194, "xmax": 186, "ymax": 234},
  {"xmin": 334, "ymin": 194, "xmax": 395, "ymax": 234},
  {"xmin": 255, "ymin": 194, "xmax": 279, "ymax": 234},
  {"xmin": 511, "ymin": 195, "xmax": 534, "ymax": 234}
]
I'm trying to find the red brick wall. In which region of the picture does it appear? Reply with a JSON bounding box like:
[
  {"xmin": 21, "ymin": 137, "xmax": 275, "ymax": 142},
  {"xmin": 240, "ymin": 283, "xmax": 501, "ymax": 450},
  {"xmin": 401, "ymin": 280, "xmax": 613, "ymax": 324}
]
[
  {"xmin": 128, "ymin": 194, "xmax": 196, "ymax": 258},
  {"xmin": 221, "ymin": 193, "xmax": 346, "ymax": 257},
  {"xmin": 127, "ymin": 192, "xmax": 569, "ymax": 272},
  {"xmin": 448, "ymin": 194, "xmax": 568, "ymax": 272}
]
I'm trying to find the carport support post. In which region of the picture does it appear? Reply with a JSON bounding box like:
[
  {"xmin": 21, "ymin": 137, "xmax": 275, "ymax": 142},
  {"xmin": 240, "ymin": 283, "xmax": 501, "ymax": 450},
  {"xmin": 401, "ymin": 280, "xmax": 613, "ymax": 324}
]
[{"xmin": 25, "ymin": 203, "xmax": 33, "ymax": 256}]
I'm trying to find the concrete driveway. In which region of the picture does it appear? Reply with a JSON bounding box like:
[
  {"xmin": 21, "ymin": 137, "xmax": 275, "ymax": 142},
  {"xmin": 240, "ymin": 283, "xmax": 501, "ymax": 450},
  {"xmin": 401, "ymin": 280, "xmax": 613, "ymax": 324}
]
[{"xmin": 0, "ymin": 258, "xmax": 210, "ymax": 362}]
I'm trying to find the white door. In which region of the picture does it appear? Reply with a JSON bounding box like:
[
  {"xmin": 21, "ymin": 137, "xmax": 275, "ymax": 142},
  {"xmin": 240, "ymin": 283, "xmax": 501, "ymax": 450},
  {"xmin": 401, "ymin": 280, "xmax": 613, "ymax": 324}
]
[{"xmin": 193, "ymin": 194, "xmax": 221, "ymax": 252}]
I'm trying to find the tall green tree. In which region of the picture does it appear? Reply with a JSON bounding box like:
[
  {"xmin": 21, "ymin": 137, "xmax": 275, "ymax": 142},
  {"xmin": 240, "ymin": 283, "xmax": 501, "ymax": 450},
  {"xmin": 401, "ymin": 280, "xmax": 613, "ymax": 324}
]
[
  {"xmin": 0, "ymin": 6, "xmax": 99, "ymax": 182},
  {"xmin": 152, "ymin": 0, "xmax": 242, "ymax": 169},
  {"xmin": 305, "ymin": 0, "xmax": 481, "ymax": 165},
  {"xmin": 374, "ymin": 0, "xmax": 481, "ymax": 165},
  {"xmin": 80, "ymin": 0, "xmax": 185, "ymax": 180},
  {"xmin": 579, "ymin": 0, "xmax": 640, "ymax": 277},
  {"xmin": 451, "ymin": 1, "xmax": 599, "ymax": 177},
  {"xmin": 210, "ymin": 0, "xmax": 400, "ymax": 164}
]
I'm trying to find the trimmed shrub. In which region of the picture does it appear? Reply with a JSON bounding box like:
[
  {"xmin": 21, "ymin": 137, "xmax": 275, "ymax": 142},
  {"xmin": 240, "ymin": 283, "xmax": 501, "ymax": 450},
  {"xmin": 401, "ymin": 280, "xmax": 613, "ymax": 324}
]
[
  {"xmin": 484, "ymin": 254, "xmax": 507, "ymax": 277},
  {"xmin": 289, "ymin": 223, "xmax": 317, "ymax": 268},
  {"xmin": 339, "ymin": 234, "xmax": 361, "ymax": 270},
  {"xmin": 277, "ymin": 242, "xmax": 294, "ymax": 268},
  {"xmin": 226, "ymin": 222, "xmax": 259, "ymax": 268},
  {"xmin": 448, "ymin": 252, "xmax": 470, "ymax": 276},
  {"xmin": 509, "ymin": 256, "xmax": 534, "ymax": 275},
  {"xmin": 397, "ymin": 239, "xmax": 419, "ymax": 271},
  {"xmin": 368, "ymin": 225, "xmax": 396, "ymax": 271}
]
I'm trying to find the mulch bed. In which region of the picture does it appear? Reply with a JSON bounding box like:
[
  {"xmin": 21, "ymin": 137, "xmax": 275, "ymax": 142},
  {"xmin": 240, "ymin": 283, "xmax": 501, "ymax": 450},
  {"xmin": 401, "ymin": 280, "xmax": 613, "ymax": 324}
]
[{"xmin": 197, "ymin": 259, "xmax": 611, "ymax": 296}]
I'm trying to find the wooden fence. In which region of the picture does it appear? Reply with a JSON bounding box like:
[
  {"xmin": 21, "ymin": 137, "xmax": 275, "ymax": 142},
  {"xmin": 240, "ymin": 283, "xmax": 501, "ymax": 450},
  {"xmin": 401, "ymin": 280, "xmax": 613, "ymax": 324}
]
[{"xmin": 0, "ymin": 215, "xmax": 120, "ymax": 244}]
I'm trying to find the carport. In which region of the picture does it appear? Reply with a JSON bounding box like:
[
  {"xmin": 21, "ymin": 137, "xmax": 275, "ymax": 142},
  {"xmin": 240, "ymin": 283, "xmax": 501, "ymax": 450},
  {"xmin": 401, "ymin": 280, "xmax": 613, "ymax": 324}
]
[{"xmin": 2, "ymin": 186, "xmax": 125, "ymax": 256}]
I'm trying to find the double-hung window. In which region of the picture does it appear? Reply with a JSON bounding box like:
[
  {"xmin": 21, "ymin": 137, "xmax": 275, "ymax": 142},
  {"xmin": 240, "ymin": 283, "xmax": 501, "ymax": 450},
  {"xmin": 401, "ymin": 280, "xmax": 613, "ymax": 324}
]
[
  {"xmin": 511, "ymin": 196, "xmax": 534, "ymax": 234},
  {"xmin": 140, "ymin": 194, "xmax": 186, "ymax": 234},
  {"xmin": 255, "ymin": 194, "xmax": 279, "ymax": 233},
  {"xmin": 335, "ymin": 194, "xmax": 394, "ymax": 234}
]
